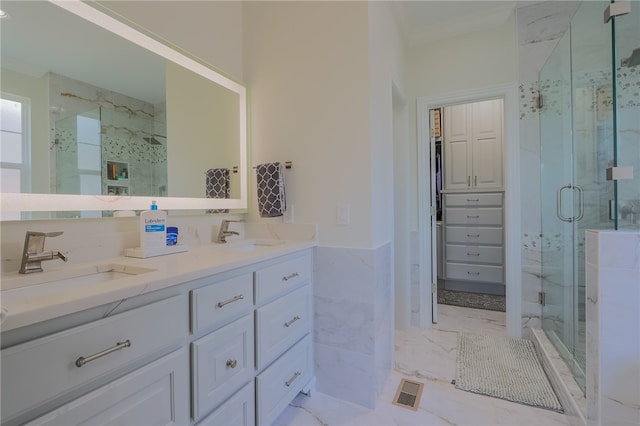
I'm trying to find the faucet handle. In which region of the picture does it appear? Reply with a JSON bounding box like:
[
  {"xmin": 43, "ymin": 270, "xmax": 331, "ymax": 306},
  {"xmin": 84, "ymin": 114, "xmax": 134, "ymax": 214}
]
[{"xmin": 26, "ymin": 231, "xmax": 64, "ymax": 238}]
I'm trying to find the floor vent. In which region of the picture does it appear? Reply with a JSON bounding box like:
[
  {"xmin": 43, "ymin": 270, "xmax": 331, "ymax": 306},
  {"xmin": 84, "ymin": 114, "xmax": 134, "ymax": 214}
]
[{"xmin": 392, "ymin": 378, "xmax": 424, "ymax": 411}]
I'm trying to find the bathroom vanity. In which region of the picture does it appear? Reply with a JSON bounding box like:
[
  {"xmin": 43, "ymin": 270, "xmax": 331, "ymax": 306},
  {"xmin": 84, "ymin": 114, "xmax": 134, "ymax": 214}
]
[{"xmin": 0, "ymin": 240, "xmax": 315, "ymax": 426}]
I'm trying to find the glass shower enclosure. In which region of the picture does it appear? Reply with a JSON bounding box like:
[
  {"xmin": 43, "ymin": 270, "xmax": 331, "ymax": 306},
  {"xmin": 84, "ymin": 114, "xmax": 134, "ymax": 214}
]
[{"xmin": 539, "ymin": 0, "xmax": 640, "ymax": 392}]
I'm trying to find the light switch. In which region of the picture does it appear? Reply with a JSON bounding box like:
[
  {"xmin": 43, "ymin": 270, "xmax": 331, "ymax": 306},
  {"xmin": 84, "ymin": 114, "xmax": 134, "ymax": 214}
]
[{"xmin": 337, "ymin": 204, "xmax": 350, "ymax": 225}]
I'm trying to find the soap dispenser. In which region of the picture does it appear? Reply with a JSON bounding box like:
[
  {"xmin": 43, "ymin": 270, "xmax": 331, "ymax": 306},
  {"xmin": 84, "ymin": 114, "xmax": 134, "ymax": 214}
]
[{"xmin": 139, "ymin": 200, "xmax": 167, "ymax": 249}]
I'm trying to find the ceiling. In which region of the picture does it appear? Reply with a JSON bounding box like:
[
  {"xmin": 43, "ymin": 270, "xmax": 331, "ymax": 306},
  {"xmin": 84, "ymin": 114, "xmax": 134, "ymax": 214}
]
[{"xmin": 391, "ymin": 1, "xmax": 525, "ymax": 47}]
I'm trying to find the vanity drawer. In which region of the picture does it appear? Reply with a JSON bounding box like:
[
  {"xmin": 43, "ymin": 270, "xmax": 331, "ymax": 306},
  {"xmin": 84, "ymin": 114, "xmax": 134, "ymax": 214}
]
[
  {"xmin": 192, "ymin": 314, "xmax": 254, "ymax": 421},
  {"xmin": 198, "ymin": 381, "xmax": 255, "ymax": 426},
  {"xmin": 255, "ymin": 253, "xmax": 311, "ymax": 305},
  {"xmin": 1, "ymin": 295, "xmax": 187, "ymax": 424},
  {"xmin": 446, "ymin": 262, "xmax": 504, "ymax": 284},
  {"xmin": 256, "ymin": 335, "xmax": 313, "ymax": 426},
  {"xmin": 445, "ymin": 244, "xmax": 503, "ymax": 265},
  {"xmin": 191, "ymin": 272, "xmax": 254, "ymax": 333},
  {"xmin": 26, "ymin": 348, "xmax": 190, "ymax": 426},
  {"xmin": 256, "ymin": 285, "xmax": 311, "ymax": 370},
  {"xmin": 444, "ymin": 193, "xmax": 503, "ymax": 207},
  {"xmin": 445, "ymin": 207, "xmax": 503, "ymax": 226},
  {"xmin": 445, "ymin": 226, "xmax": 503, "ymax": 245}
]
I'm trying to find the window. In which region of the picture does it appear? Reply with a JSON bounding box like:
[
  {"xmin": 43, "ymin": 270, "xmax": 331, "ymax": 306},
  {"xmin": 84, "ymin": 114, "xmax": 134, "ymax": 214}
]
[{"xmin": 0, "ymin": 94, "xmax": 30, "ymax": 220}]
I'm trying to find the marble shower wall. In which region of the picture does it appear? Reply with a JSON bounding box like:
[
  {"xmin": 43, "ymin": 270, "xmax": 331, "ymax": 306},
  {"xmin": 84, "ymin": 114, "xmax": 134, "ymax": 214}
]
[
  {"xmin": 585, "ymin": 230, "xmax": 640, "ymax": 425},
  {"xmin": 314, "ymin": 243, "xmax": 393, "ymax": 408},
  {"xmin": 50, "ymin": 73, "xmax": 167, "ymax": 200}
]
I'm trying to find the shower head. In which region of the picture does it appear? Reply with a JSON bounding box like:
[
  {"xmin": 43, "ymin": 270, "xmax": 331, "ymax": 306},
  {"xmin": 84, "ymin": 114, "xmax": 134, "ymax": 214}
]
[
  {"xmin": 621, "ymin": 47, "xmax": 640, "ymax": 67},
  {"xmin": 142, "ymin": 134, "xmax": 166, "ymax": 145},
  {"xmin": 143, "ymin": 137, "xmax": 162, "ymax": 145}
]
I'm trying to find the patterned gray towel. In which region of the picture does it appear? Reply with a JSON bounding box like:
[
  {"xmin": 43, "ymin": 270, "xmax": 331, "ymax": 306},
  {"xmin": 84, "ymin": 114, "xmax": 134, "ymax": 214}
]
[
  {"xmin": 205, "ymin": 168, "xmax": 230, "ymax": 214},
  {"xmin": 255, "ymin": 162, "xmax": 286, "ymax": 217}
]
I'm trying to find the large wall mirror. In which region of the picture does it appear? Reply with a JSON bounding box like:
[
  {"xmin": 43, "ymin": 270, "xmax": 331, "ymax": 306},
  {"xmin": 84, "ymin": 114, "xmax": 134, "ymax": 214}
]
[{"xmin": 0, "ymin": 0, "xmax": 247, "ymax": 219}]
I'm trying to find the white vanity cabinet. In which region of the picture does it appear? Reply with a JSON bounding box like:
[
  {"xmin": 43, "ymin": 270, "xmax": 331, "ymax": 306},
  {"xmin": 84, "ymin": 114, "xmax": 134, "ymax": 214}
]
[
  {"xmin": 1, "ymin": 246, "xmax": 315, "ymax": 426},
  {"xmin": 1, "ymin": 295, "xmax": 189, "ymax": 426},
  {"xmin": 190, "ymin": 248, "xmax": 314, "ymax": 425},
  {"xmin": 254, "ymin": 252, "xmax": 313, "ymax": 426}
]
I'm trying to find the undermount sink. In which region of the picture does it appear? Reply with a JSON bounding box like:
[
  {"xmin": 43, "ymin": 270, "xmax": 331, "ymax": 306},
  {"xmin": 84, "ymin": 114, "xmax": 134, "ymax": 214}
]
[
  {"xmin": 221, "ymin": 239, "xmax": 287, "ymax": 252},
  {"xmin": 1, "ymin": 263, "xmax": 156, "ymax": 301}
]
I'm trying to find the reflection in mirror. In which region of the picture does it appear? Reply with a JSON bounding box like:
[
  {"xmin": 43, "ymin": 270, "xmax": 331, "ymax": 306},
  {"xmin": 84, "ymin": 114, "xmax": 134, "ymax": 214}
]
[{"xmin": 0, "ymin": 0, "xmax": 247, "ymax": 219}]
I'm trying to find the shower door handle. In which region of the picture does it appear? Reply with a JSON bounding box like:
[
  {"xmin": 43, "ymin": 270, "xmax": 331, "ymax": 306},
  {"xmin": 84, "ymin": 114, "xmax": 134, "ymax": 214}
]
[
  {"xmin": 556, "ymin": 184, "xmax": 574, "ymax": 222},
  {"xmin": 573, "ymin": 185, "xmax": 584, "ymax": 222}
]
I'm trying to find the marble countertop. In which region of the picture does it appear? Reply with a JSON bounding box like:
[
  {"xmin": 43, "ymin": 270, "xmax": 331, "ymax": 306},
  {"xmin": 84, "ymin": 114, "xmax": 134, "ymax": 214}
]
[{"xmin": 0, "ymin": 238, "xmax": 316, "ymax": 332}]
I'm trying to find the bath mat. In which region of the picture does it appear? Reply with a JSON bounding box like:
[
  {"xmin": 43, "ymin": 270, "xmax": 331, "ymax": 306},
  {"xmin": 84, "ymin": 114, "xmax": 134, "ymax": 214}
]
[
  {"xmin": 455, "ymin": 332, "xmax": 563, "ymax": 412},
  {"xmin": 438, "ymin": 289, "xmax": 505, "ymax": 312}
]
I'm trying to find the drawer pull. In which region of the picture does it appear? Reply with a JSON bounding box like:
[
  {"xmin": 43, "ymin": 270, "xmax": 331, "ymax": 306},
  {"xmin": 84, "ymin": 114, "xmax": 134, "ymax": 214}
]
[
  {"xmin": 466, "ymin": 198, "xmax": 480, "ymax": 202},
  {"xmin": 285, "ymin": 371, "xmax": 302, "ymax": 387},
  {"xmin": 284, "ymin": 315, "xmax": 301, "ymax": 328},
  {"xmin": 282, "ymin": 272, "xmax": 300, "ymax": 282},
  {"xmin": 75, "ymin": 340, "xmax": 131, "ymax": 368},
  {"xmin": 466, "ymin": 252, "xmax": 481, "ymax": 257},
  {"xmin": 467, "ymin": 271, "xmax": 481, "ymax": 276},
  {"xmin": 467, "ymin": 234, "xmax": 480, "ymax": 238},
  {"xmin": 466, "ymin": 215, "xmax": 480, "ymax": 219},
  {"xmin": 226, "ymin": 359, "xmax": 238, "ymax": 369},
  {"xmin": 217, "ymin": 294, "xmax": 244, "ymax": 308}
]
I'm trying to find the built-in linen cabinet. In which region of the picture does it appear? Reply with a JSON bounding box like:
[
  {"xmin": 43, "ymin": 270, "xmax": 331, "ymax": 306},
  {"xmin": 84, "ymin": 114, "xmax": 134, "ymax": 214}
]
[{"xmin": 443, "ymin": 192, "xmax": 505, "ymax": 287}]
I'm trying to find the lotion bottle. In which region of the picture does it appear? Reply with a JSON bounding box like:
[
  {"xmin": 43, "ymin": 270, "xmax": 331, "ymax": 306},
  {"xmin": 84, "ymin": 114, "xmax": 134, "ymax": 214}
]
[{"xmin": 140, "ymin": 200, "xmax": 167, "ymax": 249}]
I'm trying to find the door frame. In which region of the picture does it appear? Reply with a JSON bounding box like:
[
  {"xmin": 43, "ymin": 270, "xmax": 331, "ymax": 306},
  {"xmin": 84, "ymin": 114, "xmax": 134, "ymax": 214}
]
[{"xmin": 417, "ymin": 83, "xmax": 522, "ymax": 338}]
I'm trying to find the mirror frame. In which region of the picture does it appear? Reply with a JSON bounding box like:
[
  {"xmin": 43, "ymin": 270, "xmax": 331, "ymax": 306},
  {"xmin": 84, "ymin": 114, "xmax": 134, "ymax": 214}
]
[{"xmin": 1, "ymin": 0, "xmax": 247, "ymax": 216}]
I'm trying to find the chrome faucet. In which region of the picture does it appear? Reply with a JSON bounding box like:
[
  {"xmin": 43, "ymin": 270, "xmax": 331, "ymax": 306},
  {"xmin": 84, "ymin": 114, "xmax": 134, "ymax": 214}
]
[
  {"xmin": 19, "ymin": 231, "xmax": 68, "ymax": 274},
  {"xmin": 215, "ymin": 220, "xmax": 241, "ymax": 243}
]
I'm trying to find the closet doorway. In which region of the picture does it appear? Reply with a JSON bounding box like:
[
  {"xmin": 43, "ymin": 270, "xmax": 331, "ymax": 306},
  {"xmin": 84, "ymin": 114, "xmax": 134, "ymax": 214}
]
[{"xmin": 417, "ymin": 84, "xmax": 521, "ymax": 337}]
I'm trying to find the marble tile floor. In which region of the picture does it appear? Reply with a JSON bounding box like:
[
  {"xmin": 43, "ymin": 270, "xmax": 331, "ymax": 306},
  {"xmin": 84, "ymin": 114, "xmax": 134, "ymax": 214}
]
[{"xmin": 274, "ymin": 304, "xmax": 572, "ymax": 426}]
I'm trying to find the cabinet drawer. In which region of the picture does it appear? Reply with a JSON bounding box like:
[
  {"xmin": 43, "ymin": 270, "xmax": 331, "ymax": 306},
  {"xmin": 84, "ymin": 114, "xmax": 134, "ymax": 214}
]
[
  {"xmin": 192, "ymin": 314, "xmax": 254, "ymax": 421},
  {"xmin": 27, "ymin": 348, "xmax": 189, "ymax": 426},
  {"xmin": 1, "ymin": 295, "xmax": 187, "ymax": 424},
  {"xmin": 256, "ymin": 335, "xmax": 313, "ymax": 426},
  {"xmin": 255, "ymin": 253, "xmax": 311, "ymax": 305},
  {"xmin": 445, "ymin": 245, "xmax": 503, "ymax": 265},
  {"xmin": 191, "ymin": 272, "xmax": 253, "ymax": 333},
  {"xmin": 444, "ymin": 192, "xmax": 502, "ymax": 207},
  {"xmin": 445, "ymin": 226, "xmax": 503, "ymax": 245},
  {"xmin": 198, "ymin": 382, "xmax": 255, "ymax": 426},
  {"xmin": 445, "ymin": 207, "xmax": 503, "ymax": 226},
  {"xmin": 446, "ymin": 263, "xmax": 504, "ymax": 284},
  {"xmin": 256, "ymin": 285, "xmax": 311, "ymax": 370}
]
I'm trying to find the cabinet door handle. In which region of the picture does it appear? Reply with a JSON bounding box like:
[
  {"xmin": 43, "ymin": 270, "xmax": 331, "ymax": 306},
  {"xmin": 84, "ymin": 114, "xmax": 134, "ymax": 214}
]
[
  {"xmin": 474, "ymin": 176, "xmax": 477, "ymax": 187},
  {"xmin": 467, "ymin": 271, "xmax": 480, "ymax": 276},
  {"xmin": 467, "ymin": 176, "xmax": 471, "ymax": 187},
  {"xmin": 282, "ymin": 272, "xmax": 299, "ymax": 282},
  {"xmin": 75, "ymin": 340, "xmax": 131, "ymax": 368},
  {"xmin": 466, "ymin": 215, "xmax": 480, "ymax": 219},
  {"xmin": 217, "ymin": 294, "xmax": 244, "ymax": 308},
  {"xmin": 226, "ymin": 359, "xmax": 238, "ymax": 369},
  {"xmin": 466, "ymin": 198, "xmax": 480, "ymax": 202},
  {"xmin": 466, "ymin": 252, "xmax": 481, "ymax": 256},
  {"xmin": 284, "ymin": 315, "xmax": 301, "ymax": 328},
  {"xmin": 467, "ymin": 234, "xmax": 480, "ymax": 238},
  {"xmin": 285, "ymin": 371, "xmax": 302, "ymax": 387}
]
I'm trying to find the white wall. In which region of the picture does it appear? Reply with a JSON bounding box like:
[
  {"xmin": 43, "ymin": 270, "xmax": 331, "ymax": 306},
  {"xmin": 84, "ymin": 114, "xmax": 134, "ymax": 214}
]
[
  {"xmin": 406, "ymin": 13, "xmax": 518, "ymax": 228},
  {"xmin": 97, "ymin": 1, "xmax": 243, "ymax": 80},
  {"xmin": 243, "ymin": 1, "xmax": 374, "ymax": 247}
]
